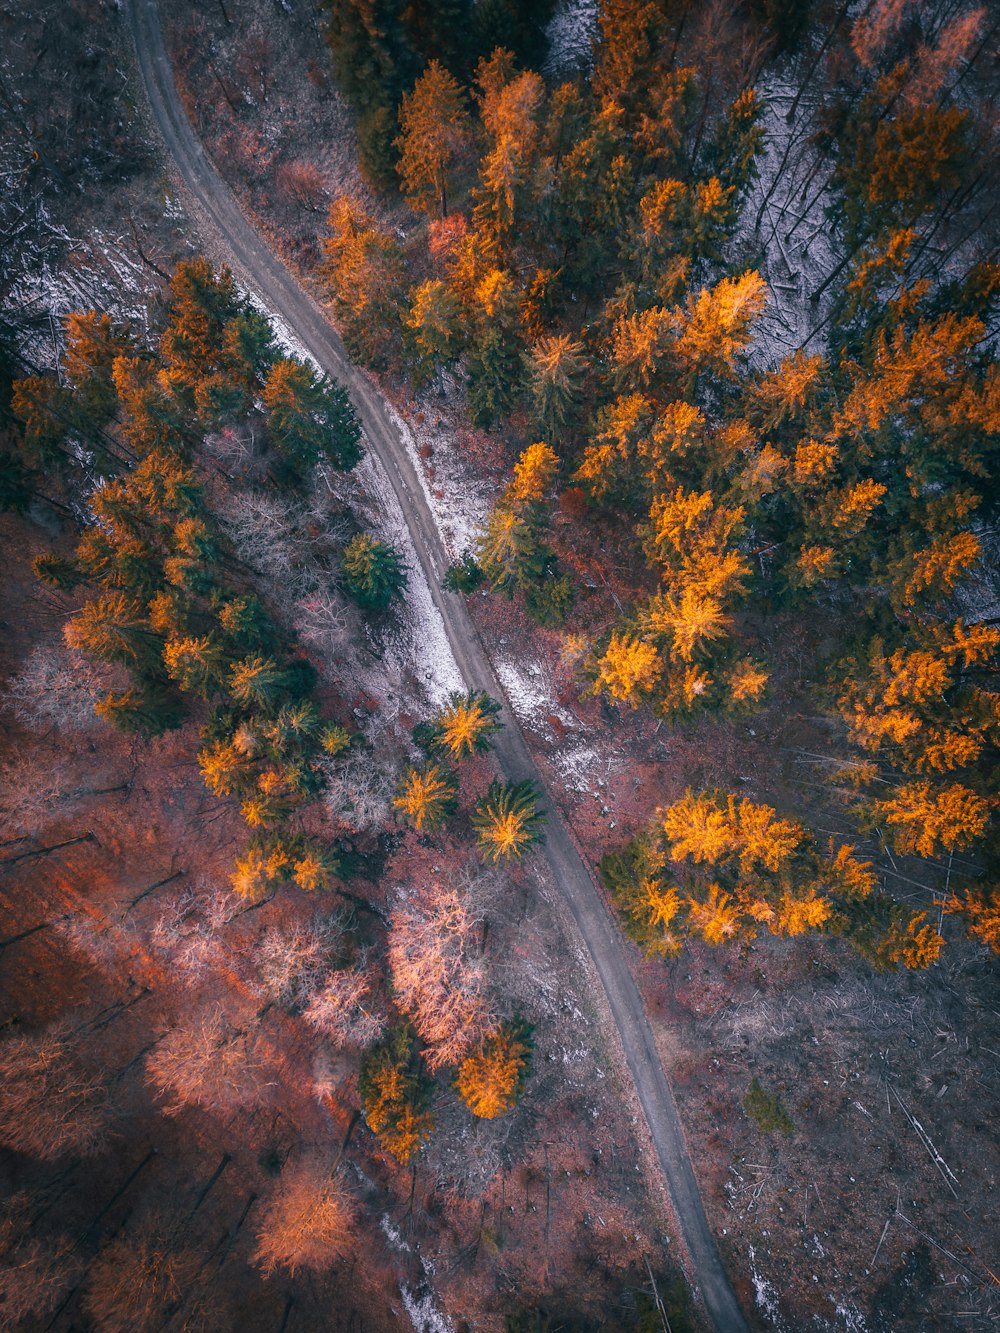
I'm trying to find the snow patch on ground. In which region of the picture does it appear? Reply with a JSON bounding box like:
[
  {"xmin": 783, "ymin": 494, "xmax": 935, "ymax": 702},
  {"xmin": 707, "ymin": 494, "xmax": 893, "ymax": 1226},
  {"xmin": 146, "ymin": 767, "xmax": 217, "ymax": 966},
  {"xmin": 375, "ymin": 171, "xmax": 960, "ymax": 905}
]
[
  {"xmin": 352, "ymin": 449, "xmax": 466, "ymax": 706},
  {"xmin": 4, "ymin": 220, "xmax": 158, "ymax": 362},
  {"xmin": 544, "ymin": 0, "xmax": 598, "ymax": 78},
  {"xmin": 829, "ymin": 1301, "xmax": 870, "ymax": 1332},
  {"xmin": 748, "ymin": 1245, "xmax": 788, "ymax": 1329},
  {"xmin": 401, "ymin": 1284, "xmax": 454, "ymax": 1333},
  {"xmin": 553, "ymin": 741, "xmax": 621, "ymax": 796},
  {"xmin": 735, "ymin": 75, "xmax": 840, "ymax": 365},
  {"xmin": 383, "ymin": 393, "xmax": 493, "ymax": 562},
  {"xmin": 493, "ymin": 655, "xmax": 576, "ymax": 739},
  {"xmin": 379, "ymin": 1215, "xmax": 411, "ymax": 1253}
]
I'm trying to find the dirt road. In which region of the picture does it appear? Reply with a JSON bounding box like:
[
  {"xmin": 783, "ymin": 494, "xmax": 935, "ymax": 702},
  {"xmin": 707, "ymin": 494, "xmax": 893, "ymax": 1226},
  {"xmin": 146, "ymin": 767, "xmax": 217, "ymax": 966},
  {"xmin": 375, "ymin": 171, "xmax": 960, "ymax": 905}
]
[{"xmin": 124, "ymin": 4, "xmax": 749, "ymax": 1327}]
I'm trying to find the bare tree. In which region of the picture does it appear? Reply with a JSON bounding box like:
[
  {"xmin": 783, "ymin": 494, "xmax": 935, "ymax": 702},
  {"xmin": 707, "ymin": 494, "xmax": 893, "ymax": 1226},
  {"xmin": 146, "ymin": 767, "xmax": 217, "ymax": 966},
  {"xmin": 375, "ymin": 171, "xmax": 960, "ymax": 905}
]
[
  {"xmin": 302, "ymin": 963, "xmax": 385, "ymax": 1048},
  {"xmin": 252, "ymin": 1152, "xmax": 355, "ymax": 1277},
  {"xmin": 216, "ymin": 488, "xmax": 302, "ymax": 586},
  {"xmin": 254, "ymin": 915, "xmax": 342, "ymax": 1009},
  {"xmin": 322, "ymin": 748, "xmax": 396, "ymax": 833},
  {"xmin": 0, "ymin": 1196, "xmax": 82, "ymax": 1325},
  {"xmin": 83, "ymin": 1220, "xmax": 199, "ymax": 1333},
  {"xmin": 2, "ymin": 643, "xmax": 110, "ymax": 732},
  {"xmin": 149, "ymin": 882, "xmax": 238, "ymax": 987},
  {"xmin": 0, "ymin": 753, "xmax": 79, "ymax": 840},
  {"xmin": 294, "ymin": 586, "xmax": 353, "ymax": 665},
  {"xmin": 145, "ymin": 1005, "xmax": 274, "ymax": 1116},
  {"xmin": 276, "ymin": 159, "xmax": 328, "ymax": 212},
  {"xmin": 388, "ymin": 884, "xmax": 494, "ymax": 1071},
  {"xmin": 0, "ymin": 1024, "xmax": 112, "ymax": 1159}
]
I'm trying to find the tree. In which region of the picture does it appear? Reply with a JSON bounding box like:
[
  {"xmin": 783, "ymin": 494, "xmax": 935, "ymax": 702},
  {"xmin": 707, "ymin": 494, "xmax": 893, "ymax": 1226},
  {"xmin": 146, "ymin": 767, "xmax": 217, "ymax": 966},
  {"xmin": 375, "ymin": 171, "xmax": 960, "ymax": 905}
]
[
  {"xmin": 303, "ymin": 966, "xmax": 385, "ymax": 1047},
  {"xmin": 0, "ymin": 1024, "xmax": 111, "ymax": 1159},
  {"xmin": 404, "ymin": 279, "xmax": 464, "ymax": 383},
  {"xmin": 594, "ymin": 632, "xmax": 662, "ymax": 707},
  {"xmin": 0, "ymin": 1206, "xmax": 81, "ymax": 1326},
  {"xmin": 506, "ymin": 440, "xmax": 559, "ymax": 507},
  {"xmin": 63, "ymin": 592, "xmax": 162, "ymax": 673},
  {"xmin": 2, "ymin": 643, "xmax": 107, "ymax": 732},
  {"xmin": 396, "ymin": 60, "xmax": 472, "ymax": 216},
  {"xmin": 472, "ymin": 780, "xmax": 545, "ymax": 862},
  {"xmin": 420, "ymin": 689, "xmax": 503, "ymax": 761},
  {"xmin": 145, "ymin": 1006, "xmax": 273, "ymax": 1116},
  {"xmin": 660, "ymin": 791, "xmax": 734, "ymax": 866},
  {"xmin": 253, "ymin": 1154, "xmax": 355, "ymax": 1276},
  {"xmin": 341, "ymin": 533, "xmax": 407, "ymax": 609},
  {"xmin": 228, "ymin": 654, "xmax": 288, "ymax": 710},
  {"xmin": 524, "ymin": 336, "xmax": 587, "ymax": 441},
  {"xmin": 83, "ymin": 1225, "xmax": 199, "ymax": 1333},
  {"xmin": 876, "ymin": 781, "xmax": 990, "ymax": 859},
  {"xmin": 321, "ymin": 197, "xmax": 405, "ymax": 365},
  {"xmin": 393, "ymin": 763, "xmax": 459, "ymax": 831},
  {"xmin": 63, "ymin": 309, "xmax": 131, "ymax": 423},
  {"xmin": 456, "ymin": 1021, "xmax": 532, "ymax": 1118},
  {"xmin": 388, "ymin": 883, "xmax": 493, "ymax": 1070},
  {"xmin": 163, "ymin": 633, "xmax": 227, "ymax": 699},
  {"xmin": 473, "ymin": 61, "xmax": 545, "ymax": 243},
  {"xmin": 359, "ymin": 1026, "xmax": 435, "ymax": 1162},
  {"xmin": 477, "ymin": 504, "xmax": 548, "ymax": 594},
  {"xmin": 263, "ymin": 357, "xmax": 362, "ymax": 475}
]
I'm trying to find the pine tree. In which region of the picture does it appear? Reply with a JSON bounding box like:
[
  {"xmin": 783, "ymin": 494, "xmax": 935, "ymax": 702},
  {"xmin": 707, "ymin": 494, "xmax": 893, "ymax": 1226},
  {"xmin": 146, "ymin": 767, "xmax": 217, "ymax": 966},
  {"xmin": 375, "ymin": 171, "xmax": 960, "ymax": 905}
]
[
  {"xmin": 472, "ymin": 780, "xmax": 545, "ymax": 862},
  {"xmin": 395, "ymin": 60, "xmax": 472, "ymax": 217},
  {"xmin": 404, "ymin": 280, "xmax": 464, "ymax": 383},
  {"xmin": 228, "ymin": 655, "xmax": 288, "ymax": 710},
  {"xmin": 163, "ymin": 634, "xmax": 227, "ymax": 699},
  {"xmin": 321, "ymin": 198, "xmax": 406, "ymax": 365},
  {"xmin": 594, "ymin": 632, "xmax": 663, "ymax": 707},
  {"xmin": 876, "ymin": 781, "xmax": 990, "ymax": 859},
  {"xmin": 263, "ymin": 358, "xmax": 362, "ymax": 475},
  {"xmin": 393, "ymin": 763, "xmax": 458, "ymax": 831},
  {"xmin": 524, "ymin": 336, "xmax": 587, "ymax": 441},
  {"xmin": 341, "ymin": 533, "xmax": 407, "ymax": 609},
  {"xmin": 661, "ymin": 791, "xmax": 734, "ymax": 865},
  {"xmin": 359, "ymin": 1026, "xmax": 434, "ymax": 1163},
  {"xmin": 456, "ymin": 1022, "xmax": 532, "ymax": 1118},
  {"xmin": 421, "ymin": 689, "xmax": 503, "ymax": 761},
  {"xmin": 62, "ymin": 310, "xmax": 130, "ymax": 424}
]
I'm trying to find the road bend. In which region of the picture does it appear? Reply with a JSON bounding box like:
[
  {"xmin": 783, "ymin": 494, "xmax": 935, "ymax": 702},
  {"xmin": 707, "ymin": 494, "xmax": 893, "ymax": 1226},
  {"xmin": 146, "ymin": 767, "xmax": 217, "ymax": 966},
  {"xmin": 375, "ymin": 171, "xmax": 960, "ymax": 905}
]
[{"xmin": 125, "ymin": 4, "xmax": 749, "ymax": 1328}]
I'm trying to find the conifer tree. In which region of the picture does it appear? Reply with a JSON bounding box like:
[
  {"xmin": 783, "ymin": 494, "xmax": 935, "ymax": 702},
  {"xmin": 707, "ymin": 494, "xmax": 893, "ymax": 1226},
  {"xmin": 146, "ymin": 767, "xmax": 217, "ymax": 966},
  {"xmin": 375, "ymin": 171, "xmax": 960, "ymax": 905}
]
[
  {"xmin": 393, "ymin": 763, "xmax": 458, "ymax": 832},
  {"xmin": 420, "ymin": 689, "xmax": 503, "ymax": 761},
  {"xmin": 456, "ymin": 1021, "xmax": 532, "ymax": 1118},
  {"xmin": 263, "ymin": 358, "xmax": 362, "ymax": 475},
  {"xmin": 341, "ymin": 533, "xmax": 407, "ymax": 609},
  {"xmin": 472, "ymin": 780, "xmax": 545, "ymax": 862},
  {"xmin": 395, "ymin": 60, "xmax": 472, "ymax": 217},
  {"xmin": 359, "ymin": 1026, "xmax": 434, "ymax": 1162},
  {"xmin": 524, "ymin": 336, "xmax": 587, "ymax": 441}
]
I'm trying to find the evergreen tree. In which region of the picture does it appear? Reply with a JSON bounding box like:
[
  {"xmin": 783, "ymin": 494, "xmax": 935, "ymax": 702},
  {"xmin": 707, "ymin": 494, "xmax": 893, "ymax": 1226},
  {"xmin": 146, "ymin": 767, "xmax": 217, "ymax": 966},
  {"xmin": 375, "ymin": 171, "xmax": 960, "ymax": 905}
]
[
  {"xmin": 472, "ymin": 780, "xmax": 545, "ymax": 862},
  {"xmin": 341, "ymin": 533, "xmax": 407, "ymax": 609},
  {"xmin": 456, "ymin": 1021, "xmax": 532, "ymax": 1118},
  {"xmin": 263, "ymin": 357, "xmax": 362, "ymax": 476},
  {"xmin": 395, "ymin": 60, "xmax": 472, "ymax": 216}
]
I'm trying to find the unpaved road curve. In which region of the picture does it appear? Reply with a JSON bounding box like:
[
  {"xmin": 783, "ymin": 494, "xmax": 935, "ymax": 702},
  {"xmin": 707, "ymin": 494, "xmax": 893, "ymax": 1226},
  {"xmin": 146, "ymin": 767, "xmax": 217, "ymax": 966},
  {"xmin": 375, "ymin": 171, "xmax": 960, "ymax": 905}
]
[{"xmin": 125, "ymin": 5, "xmax": 749, "ymax": 1328}]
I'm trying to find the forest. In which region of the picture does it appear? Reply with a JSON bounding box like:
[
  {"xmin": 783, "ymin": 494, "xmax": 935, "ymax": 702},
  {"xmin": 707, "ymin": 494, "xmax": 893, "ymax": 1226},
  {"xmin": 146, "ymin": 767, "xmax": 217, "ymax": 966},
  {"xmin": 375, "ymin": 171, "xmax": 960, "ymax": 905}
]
[{"xmin": 1, "ymin": 0, "xmax": 998, "ymax": 1331}]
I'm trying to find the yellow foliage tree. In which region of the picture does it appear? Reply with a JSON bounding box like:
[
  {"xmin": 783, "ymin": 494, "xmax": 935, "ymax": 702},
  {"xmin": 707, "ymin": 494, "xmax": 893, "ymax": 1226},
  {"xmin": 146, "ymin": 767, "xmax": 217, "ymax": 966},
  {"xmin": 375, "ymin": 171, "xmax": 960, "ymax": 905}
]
[
  {"xmin": 393, "ymin": 764, "xmax": 457, "ymax": 832},
  {"xmin": 661, "ymin": 792, "xmax": 734, "ymax": 864},
  {"xmin": 686, "ymin": 884, "xmax": 741, "ymax": 944},
  {"xmin": 594, "ymin": 632, "xmax": 662, "ymax": 706},
  {"xmin": 877, "ymin": 780, "xmax": 990, "ymax": 858},
  {"xmin": 455, "ymin": 1024, "xmax": 531, "ymax": 1119},
  {"xmin": 507, "ymin": 441, "xmax": 559, "ymax": 506}
]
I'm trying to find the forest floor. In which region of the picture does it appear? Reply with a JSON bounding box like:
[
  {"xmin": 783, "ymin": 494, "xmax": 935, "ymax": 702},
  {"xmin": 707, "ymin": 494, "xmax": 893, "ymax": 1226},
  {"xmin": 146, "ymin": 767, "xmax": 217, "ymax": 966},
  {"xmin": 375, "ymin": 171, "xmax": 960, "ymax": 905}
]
[{"xmin": 1, "ymin": 0, "xmax": 998, "ymax": 1330}]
